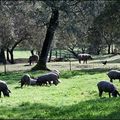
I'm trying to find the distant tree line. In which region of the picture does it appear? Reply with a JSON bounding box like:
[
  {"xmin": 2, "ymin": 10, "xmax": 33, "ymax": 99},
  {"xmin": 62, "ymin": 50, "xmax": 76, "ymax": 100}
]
[{"xmin": 0, "ymin": 0, "xmax": 119, "ymax": 70}]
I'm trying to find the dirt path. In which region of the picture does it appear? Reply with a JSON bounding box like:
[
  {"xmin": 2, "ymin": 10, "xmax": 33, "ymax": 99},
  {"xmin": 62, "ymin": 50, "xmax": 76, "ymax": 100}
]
[
  {"xmin": 91, "ymin": 54, "xmax": 120, "ymax": 63},
  {"xmin": 0, "ymin": 61, "xmax": 120, "ymax": 72}
]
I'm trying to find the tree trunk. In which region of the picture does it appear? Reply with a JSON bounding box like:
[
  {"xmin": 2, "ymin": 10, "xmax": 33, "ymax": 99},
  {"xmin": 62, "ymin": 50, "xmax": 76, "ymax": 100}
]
[
  {"xmin": 0, "ymin": 48, "xmax": 6, "ymax": 64},
  {"xmin": 108, "ymin": 45, "xmax": 111, "ymax": 54},
  {"xmin": 55, "ymin": 50, "xmax": 58, "ymax": 58},
  {"xmin": 31, "ymin": 49, "xmax": 34, "ymax": 56},
  {"xmin": 0, "ymin": 48, "xmax": 7, "ymax": 74},
  {"xmin": 59, "ymin": 49, "xmax": 62, "ymax": 58},
  {"xmin": 6, "ymin": 49, "xmax": 10, "ymax": 63},
  {"xmin": 81, "ymin": 48, "xmax": 85, "ymax": 54},
  {"xmin": 32, "ymin": 9, "xmax": 59, "ymax": 70},
  {"xmin": 7, "ymin": 35, "xmax": 28, "ymax": 64},
  {"xmin": 111, "ymin": 44, "xmax": 114, "ymax": 54},
  {"xmin": 9, "ymin": 50, "xmax": 15, "ymax": 64},
  {"xmin": 48, "ymin": 48, "xmax": 52, "ymax": 62},
  {"xmin": 68, "ymin": 49, "xmax": 78, "ymax": 58},
  {"xmin": 97, "ymin": 49, "xmax": 100, "ymax": 55}
]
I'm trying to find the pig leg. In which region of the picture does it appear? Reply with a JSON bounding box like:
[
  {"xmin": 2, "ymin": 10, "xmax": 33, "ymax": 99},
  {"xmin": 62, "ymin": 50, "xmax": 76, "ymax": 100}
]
[
  {"xmin": 0, "ymin": 91, "xmax": 1, "ymax": 98},
  {"xmin": 110, "ymin": 79, "xmax": 113, "ymax": 83},
  {"xmin": 79, "ymin": 59, "xmax": 81, "ymax": 64},
  {"xmin": 99, "ymin": 90, "xmax": 103, "ymax": 98},
  {"xmin": 48, "ymin": 81, "xmax": 51, "ymax": 86},
  {"xmin": 109, "ymin": 92, "xmax": 111, "ymax": 98},
  {"xmin": 21, "ymin": 83, "xmax": 24, "ymax": 88}
]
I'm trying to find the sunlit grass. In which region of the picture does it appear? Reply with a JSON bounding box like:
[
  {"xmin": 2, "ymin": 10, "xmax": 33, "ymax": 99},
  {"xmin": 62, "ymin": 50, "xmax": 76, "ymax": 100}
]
[
  {"xmin": 13, "ymin": 50, "xmax": 31, "ymax": 59},
  {"xmin": 0, "ymin": 69, "xmax": 120, "ymax": 119}
]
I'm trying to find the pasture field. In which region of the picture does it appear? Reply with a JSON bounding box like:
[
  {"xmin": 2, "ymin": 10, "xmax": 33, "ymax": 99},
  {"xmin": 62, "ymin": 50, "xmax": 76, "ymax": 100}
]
[
  {"xmin": 0, "ymin": 51, "xmax": 120, "ymax": 119},
  {"xmin": 13, "ymin": 50, "xmax": 31, "ymax": 59},
  {"xmin": 0, "ymin": 69, "xmax": 120, "ymax": 119}
]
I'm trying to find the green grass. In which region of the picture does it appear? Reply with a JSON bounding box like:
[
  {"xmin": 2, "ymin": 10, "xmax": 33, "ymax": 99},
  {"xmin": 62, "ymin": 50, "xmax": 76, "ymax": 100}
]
[{"xmin": 0, "ymin": 69, "xmax": 120, "ymax": 119}]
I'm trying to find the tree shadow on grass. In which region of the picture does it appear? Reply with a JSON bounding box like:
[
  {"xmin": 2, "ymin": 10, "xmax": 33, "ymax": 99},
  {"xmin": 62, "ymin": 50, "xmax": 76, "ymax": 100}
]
[
  {"xmin": 0, "ymin": 67, "xmax": 112, "ymax": 82},
  {"xmin": 0, "ymin": 71, "xmax": 24, "ymax": 84},
  {"xmin": 0, "ymin": 97, "xmax": 120, "ymax": 119},
  {"xmin": 0, "ymin": 70, "xmax": 47, "ymax": 84},
  {"xmin": 60, "ymin": 68, "xmax": 111, "ymax": 79},
  {"xmin": 14, "ymin": 86, "xmax": 21, "ymax": 89}
]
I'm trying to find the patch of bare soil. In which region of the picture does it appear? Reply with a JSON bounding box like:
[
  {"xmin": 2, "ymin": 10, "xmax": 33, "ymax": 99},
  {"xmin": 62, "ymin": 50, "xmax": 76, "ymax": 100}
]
[
  {"xmin": 0, "ymin": 59, "xmax": 120, "ymax": 73},
  {"xmin": 91, "ymin": 55, "xmax": 120, "ymax": 63}
]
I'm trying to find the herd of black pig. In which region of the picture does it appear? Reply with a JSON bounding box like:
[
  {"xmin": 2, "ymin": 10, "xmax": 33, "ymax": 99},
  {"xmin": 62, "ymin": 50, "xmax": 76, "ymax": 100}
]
[{"xmin": 0, "ymin": 69, "xmax": 120, "ymax": 98}]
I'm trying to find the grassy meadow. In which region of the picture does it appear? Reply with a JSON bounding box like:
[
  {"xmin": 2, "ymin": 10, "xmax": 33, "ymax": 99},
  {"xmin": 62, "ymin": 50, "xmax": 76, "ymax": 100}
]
[
  {"xmin": 0, "ymin": 69, "xmax": 120, "ymax": 119},
  {"xmin": 0, "ymin": 50, "xmax": 120, "ymax": 119},
  {"xmin": 13, "ymin": 50, "xmax": 31, "ymax": 59}
]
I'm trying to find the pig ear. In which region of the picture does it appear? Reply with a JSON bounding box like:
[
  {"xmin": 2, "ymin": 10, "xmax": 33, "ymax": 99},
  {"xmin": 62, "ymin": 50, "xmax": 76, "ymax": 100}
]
[{"xmin": 8, "ymin": 89, "xmax": 11, "ymax": 93}]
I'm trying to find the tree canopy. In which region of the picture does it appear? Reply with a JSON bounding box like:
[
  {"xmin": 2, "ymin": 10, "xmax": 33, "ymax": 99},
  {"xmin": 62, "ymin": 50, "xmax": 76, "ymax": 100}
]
[{"xmin": 0, "ymin": 0, "xmax": 119, "ymax": 70}]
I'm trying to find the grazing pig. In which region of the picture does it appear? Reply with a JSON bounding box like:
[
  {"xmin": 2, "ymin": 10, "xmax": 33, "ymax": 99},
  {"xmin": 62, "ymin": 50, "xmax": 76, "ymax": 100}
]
[
  {"xmin": 107, "ymin": 70, "xmax": 120, "ymax": 82},
  {"xmin": 0, "ymin": 80, "xmax": 11, "ymax": 97},
  {"xmin": 36, "ymin": 72, "xmax": 60, "ymax": 86},
  {"xmin": 77, "ymin": 54, "xmax": 92, "ymax": 64},
  {"xmin": 28, "ymin": 55, "xmax": 39, "ymax": 65},
  {"xmin": 20, "ymin": 74, "xmax": 31, "ymax": 88},
  {"xmin": 30, "ymin": 78, "xmax": 37, "ymax": 86},
  {"xmin": 97, "ymin": 81, "xmax": 120, "ymax": 98},
  {"xmin": 36, "ymin": 78, "xmax": 48, "ymax": 86},
  {"xmin": 20, "ymin": 74, "xmax": 37, "ymax": 88},
  {"xmin": 51, "ymin": 69, "xmax": 60, "ymax": 78}
]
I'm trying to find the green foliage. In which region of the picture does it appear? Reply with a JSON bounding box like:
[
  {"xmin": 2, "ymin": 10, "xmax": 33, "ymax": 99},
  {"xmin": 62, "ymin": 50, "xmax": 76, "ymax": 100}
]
[{"xmin": 0, "ymin": 69, "xmax": 120, "ymax": 119}]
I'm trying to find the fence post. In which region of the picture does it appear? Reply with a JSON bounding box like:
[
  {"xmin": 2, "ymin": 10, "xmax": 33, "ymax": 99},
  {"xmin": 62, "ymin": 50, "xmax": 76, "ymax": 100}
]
[{"xmin": 69, "ymin": 59, "xmax": 71, "ymax": 71}]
